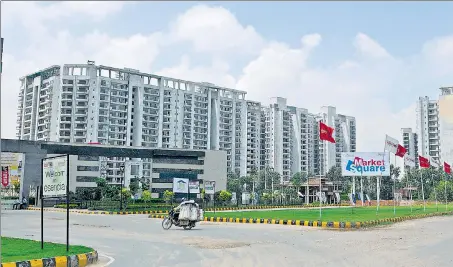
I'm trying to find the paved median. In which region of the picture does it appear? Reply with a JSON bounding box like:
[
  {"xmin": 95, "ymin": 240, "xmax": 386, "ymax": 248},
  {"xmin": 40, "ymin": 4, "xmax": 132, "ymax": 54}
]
[
  {"xmin": 149, "ymin": 207, "xmax": 453, "ymax": 229},
  {"xmin": 1, "ymin": 250, "xmax": 98, "ymax": 267}
]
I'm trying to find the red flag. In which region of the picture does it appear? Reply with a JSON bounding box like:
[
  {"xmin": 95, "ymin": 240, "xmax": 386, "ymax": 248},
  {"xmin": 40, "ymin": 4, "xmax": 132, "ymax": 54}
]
[
  {"xmin": 445, "ymin": 162, "xmax": 451, "ymax": 174},
  {"xmin": 395, "ymin": 144, "xmax": 407, "ymax": 158},
  {"xmin": 419, "ymin": 155, "xmax": 430, "ymax": 168},
  {"xmin": 319, "ymin": 121, "xmax": 335, "ymax": 143}
]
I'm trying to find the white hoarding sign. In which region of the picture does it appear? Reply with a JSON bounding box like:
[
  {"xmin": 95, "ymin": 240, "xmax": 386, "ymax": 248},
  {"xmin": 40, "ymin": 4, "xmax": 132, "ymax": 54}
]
[
  {"xmin": 42, "ymin": 156, "xmax": 68, "ymax": 197},
  {"xmin": 172, "ymin": 178, "xmax": 189, "ymax": 193},
  {"xmin": 189, "ymin": 180, "xmax": 200, "ymax": 194},
  {"xmin": 341, "ymin": 152, "xmax": 390, "ymax": 177},
  {"xmin": 204, "ymin": 181, "xmax": 216, "ymax": 194}
]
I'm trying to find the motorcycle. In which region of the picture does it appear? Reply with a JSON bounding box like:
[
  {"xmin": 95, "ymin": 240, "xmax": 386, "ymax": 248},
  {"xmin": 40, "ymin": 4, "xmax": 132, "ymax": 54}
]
[{"xmin": 162, "ymin": 208, "xmax": 197, "ymax": 230}]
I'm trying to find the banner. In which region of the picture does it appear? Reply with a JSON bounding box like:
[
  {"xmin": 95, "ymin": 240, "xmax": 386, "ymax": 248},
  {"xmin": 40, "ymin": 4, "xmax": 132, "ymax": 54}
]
[
  {"xmin": 1, "ymin": 166, "xmax": 9, "ymax": 187},
  {"xmin": 189, "ymin": 180, "xmax": 200, "ymax": 194},
  {"xmin": 341, "ymin": 152, "xmax": 390, "ymax": 176},
  {"xmin": 42, "ymin": 156, "xmax": 68, "ymax": 197},
  {"xmin": 204, "ymin": 181, "xmax": 216, "ymax": 194},
  {"xmin": 404, "ymin": 155, "xmax": 416, "ymax": 167},
  {"xmin": 172, "ymin": 178, "xmax": 189, "ymax": 193}
]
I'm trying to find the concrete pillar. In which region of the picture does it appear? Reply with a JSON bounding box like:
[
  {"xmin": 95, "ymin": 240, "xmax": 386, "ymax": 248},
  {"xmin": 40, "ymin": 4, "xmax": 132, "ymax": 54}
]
[{"xmin": 20, "ymin": 152, "xmax": 47, "ymax": 203}]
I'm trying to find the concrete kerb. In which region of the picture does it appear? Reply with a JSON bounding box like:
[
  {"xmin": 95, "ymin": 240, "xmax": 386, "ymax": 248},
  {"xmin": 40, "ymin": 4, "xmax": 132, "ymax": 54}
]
[
  {"xmin": 27, "ymin": 207, "xmax": 167, "ymax": 215},
  {"xmin": 149, "ymin": 211, "xmax": 453, "ymax": 230},
  {"xmin": 1, "ymin": 250, "xmax": 98, "ymax": 267},
  {"xmin": 27, "ymin": 204, "xmax": 349, "ymax": 215}
]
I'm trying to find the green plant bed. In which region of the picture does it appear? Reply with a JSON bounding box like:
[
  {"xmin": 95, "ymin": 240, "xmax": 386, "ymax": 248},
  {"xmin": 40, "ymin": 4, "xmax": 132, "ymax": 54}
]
[
  {"xmin": 204, "ymin": 205, "xmax": 453, "ymax": 222},
  {"xmin": 1, "ymin": 237, "xmax": 93, "ymax": 263}
]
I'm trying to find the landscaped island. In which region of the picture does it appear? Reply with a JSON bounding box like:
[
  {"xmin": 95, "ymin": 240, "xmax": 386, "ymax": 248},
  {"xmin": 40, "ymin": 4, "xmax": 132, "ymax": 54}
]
[
  {"xmin": 1, "ymin": 237, "xmax": 93, "ymax": 263},
  {"xmin": 204, "ymin": 205, "xmax": 453, "ymax": 222}
]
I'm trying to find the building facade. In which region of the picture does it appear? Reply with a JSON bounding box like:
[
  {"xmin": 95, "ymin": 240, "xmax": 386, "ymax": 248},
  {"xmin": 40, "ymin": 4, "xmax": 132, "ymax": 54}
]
[
  {"xmin": 415, "ymin": 87, "xmax": 453, "ymax": 165},
  {"xmin": 16, "ymin": 62, "xmax": 356, "ymax": 186},
  {"xmin": 401, "ymin": 128, "xmax": 419, "ymax": 168}
]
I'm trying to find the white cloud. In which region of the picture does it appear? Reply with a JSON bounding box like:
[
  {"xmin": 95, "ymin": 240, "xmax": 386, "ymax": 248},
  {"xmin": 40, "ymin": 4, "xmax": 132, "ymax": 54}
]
[
  {"xmin": 1, "ymin": 2, "xmax": 451, "ymax": 153},
  {"xmin": 168, "ymin": 5, "xmax": 264, "ymax": 55}
]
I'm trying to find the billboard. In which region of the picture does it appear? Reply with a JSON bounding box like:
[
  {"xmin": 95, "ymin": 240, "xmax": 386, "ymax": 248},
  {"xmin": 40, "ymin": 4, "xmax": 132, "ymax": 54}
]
[
  {"xmin": 172, "ymin": 178, "xmax": 189, "ymax": 193},
  {"xmin": 204, "ymin": 181, "xmax": 216, "ymax": 194},
  {"xmin": 42, "ymin": 156, "xmax": 68, "ymax": 197},
  {"xmin": 189, "ymin": 180, "xmax": 200, "ymax": 194},
  {"xmin": 1, "ymin": 152, "xmax": 22, "ymax": 183},
  {"xmin": 341, "ymin": 152, "xmax": 390, "ymax": 177}
]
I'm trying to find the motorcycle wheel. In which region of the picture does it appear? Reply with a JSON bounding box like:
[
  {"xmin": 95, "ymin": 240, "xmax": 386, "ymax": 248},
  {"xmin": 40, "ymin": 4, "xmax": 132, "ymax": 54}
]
[
  {"xmin": 183, "ymin": 225, "xmax": 193, "ymax": 230},
  {"xmin": 162, "ymin": 217, "xmax": 173, "ymax": 230}
]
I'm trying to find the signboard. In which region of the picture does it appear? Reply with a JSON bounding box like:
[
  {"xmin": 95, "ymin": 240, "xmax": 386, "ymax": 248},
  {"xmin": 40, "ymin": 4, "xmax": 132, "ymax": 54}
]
[
  {"xmin": 341, "ymin": 152, "xmax": 390, "ymax": 177},
  {"xmin": 204, "ymin": 181, "xmax": 216, "ymax": 194},
  {"xmin": 172, "ymin": 178, "xmax": 189, "ymax": 193},
  {"xmin": 1, "ymin": 166, "xmax": 9, "ymax": 187},
  {"xmin": 42, "ymin": 156, "xmax": 68, "ymax": 197},
  {"xmin": 189, "ymin": 180, "xmax": 200, "ymax": 194},
  {"xmin": 1, "ymin": 152, "xmax": 22, "ymax": 183}
]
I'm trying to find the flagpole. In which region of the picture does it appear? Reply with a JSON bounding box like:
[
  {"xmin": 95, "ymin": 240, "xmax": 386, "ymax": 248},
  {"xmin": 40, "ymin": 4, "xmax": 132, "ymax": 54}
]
[
  {"xmin": 360, "ymin": 173, "xmax": 363, "ymax": 207},
  {"xmin": 445, "ymin": 172, "xmax": 448, "ymax": 211},
  {"xmin": 433, "ymin": 174, "xmax": 438, "ymax": 212},
  {"xmin": 319, "ymin": 139, "xmax": 323, "ymax": 219},
  {"xmin": 420, "ymin": 170, "xmax": 426, "ymax": 212},
  {"xmin": 393, "ymin": 155, "xmax": 396, "ymax": 216}
]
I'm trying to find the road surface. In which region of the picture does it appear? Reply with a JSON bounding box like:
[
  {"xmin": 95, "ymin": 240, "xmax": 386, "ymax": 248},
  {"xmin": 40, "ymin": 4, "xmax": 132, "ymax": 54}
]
[{"xmin": 2, "ymin": 210, "xmax": 453, "ymax": 267}]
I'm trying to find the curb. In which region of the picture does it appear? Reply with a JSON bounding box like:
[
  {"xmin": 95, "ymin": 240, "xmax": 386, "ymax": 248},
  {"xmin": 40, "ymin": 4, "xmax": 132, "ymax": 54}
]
[
  {"xmin": 27, "ymin": 207, "xmax": 167, "ymax": 215},
  {"xmin": 27, "ymin": 204, "xmax": 349, "ymax": 215},
  {"xmin": 360, "ymin": 211, "xmax": 453, "ymax": 227},
  {"xmin": 148, "ymin": 214, "xmax": 362, "ymax": 229},
  {"xmin": 205, "ymin": 204, "xmax": 350, "ymax": 211},
  {"xmin": 1, "ymin": 250, "xmax": 98, "ymax": 267},
  {"xmin": 149, "ymin": 211, "xmax": 453, "ymax": 229}
]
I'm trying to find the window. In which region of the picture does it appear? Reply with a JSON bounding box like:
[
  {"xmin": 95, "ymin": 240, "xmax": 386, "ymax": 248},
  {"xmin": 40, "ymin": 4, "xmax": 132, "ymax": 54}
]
[
  {"xmin": 77, "ymin": 166, "xmax": 99, "ymax": 172},
  {"xmin": 76, "ymin": 176, "xmax": 98, "ymax": 182},
  {"xmin": 78, "ymin": 155, "xmax": 99, "ymax": 161}
]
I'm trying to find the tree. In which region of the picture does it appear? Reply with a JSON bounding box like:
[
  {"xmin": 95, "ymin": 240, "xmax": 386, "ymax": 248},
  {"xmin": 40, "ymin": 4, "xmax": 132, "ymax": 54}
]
[
  {"xmin": 11, "ymin": 180, "xmax": 20, "ymax": 194},
  {"xmin": 129, "ymin": 178, "xmax": 140, "ymax": 196},
  {"xmin": 142, "ymin": 190, "xmax": 152, "ymax": 202},
  {"xmin": 219, "ymin": 190, "xmax": 232, "ymax": 203},
  {"xmin": 163, "ymin": 190, "xmax": 175, "ymax": 204},
  {"xmin": 121, "ymin": 188, "xmax": 132, "ymax": 200}
]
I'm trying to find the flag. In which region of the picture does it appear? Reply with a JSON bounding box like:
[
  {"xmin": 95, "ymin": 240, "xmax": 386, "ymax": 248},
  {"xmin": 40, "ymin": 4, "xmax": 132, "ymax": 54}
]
[
  {"xmin": 319, "ymin": 121, "xmax": 335, "ymax": 143},
  {"xmin": 395, "ymin": 144, "xmax": 407, "ymax": 158},
  {"xmin": 404, "ymin": 155, "xmax": 416, "ymax": 167},
  {"xmin": 384, "ymin": 135, "xmax": 398, "ymax": 154},
  {"xmin": 419, "ymin": 155, "xmax": 430, "ymax": 168},
  {"xmin": 445, "ymin": 162, "xmax": 451, "ymax": 174}
]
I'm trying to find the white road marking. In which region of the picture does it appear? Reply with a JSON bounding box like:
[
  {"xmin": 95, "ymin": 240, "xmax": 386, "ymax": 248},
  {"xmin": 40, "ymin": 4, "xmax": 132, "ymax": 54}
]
[{"xmin": 99, "ymin": 254, "xmax": 115, "ymax": 266}]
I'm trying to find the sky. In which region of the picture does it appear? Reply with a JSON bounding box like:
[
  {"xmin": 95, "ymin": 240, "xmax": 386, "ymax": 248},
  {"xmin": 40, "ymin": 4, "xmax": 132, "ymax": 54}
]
[{"xmin": 2, "ymin": 1, "xmax": 453, "ymax": 152}]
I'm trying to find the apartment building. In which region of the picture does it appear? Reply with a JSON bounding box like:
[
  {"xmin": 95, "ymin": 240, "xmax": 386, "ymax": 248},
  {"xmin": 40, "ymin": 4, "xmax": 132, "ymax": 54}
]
[
  {"xmin": 259, "ymin": 98, "xmax": 356, "ymax": 183},
  {"xmin": 416, "ymin": 96, "xmax": 440, "ymax": 162},
  {"xmin": 438, "ymin": 87, "xmax": 453, "ymax": 165},
  {"xmin": 401, "ymin": 128, "xmax": 419, "ymax": 168},
  {"xmin": 415, "ymin": 87, "xmax": 453, "ymax": 165},
  {"xmin": 16, "ymin": 61, "xmax": 356, "ymax": 186}
]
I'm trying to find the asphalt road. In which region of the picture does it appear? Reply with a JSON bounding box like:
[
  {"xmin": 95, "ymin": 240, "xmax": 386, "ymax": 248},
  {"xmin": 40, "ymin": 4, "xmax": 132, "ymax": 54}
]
[{"xmin": 2, "ymin": 210, "xmax": 453, "ymax": 267}]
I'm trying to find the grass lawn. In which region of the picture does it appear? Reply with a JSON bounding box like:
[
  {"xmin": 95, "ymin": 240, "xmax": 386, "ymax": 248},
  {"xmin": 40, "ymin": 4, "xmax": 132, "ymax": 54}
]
[
  {"xmin": 204, "ymin": 204, "xmax": 453, "ymax": 222},
  {"xmin": 1, "ymin": 237, "xmax": 93, "ymax": 263}
]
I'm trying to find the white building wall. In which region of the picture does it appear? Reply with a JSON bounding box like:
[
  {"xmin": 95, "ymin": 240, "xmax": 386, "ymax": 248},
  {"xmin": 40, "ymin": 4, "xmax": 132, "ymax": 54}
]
[{"xmin": 17, "ymin": 62, "xmax": 356, "ymax": 188}]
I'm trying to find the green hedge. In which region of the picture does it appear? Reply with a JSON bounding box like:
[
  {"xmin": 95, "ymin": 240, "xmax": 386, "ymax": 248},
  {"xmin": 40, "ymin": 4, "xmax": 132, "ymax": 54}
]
[{"xmin": 54, "ymin": 204, "xmax": 79, "ymax": 209}]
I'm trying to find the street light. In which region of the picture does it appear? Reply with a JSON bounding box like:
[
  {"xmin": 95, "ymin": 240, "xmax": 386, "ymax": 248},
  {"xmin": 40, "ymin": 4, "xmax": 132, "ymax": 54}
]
[{"xmin": 119, "ymin": 164, "xmax": 125, "ymax": 210}]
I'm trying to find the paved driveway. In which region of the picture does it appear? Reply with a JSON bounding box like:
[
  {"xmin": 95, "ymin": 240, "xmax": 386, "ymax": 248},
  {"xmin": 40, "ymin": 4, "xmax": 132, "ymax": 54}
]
[{"xmin": 2, "ymin": 210, "xmax": 453, "ymax": 267}]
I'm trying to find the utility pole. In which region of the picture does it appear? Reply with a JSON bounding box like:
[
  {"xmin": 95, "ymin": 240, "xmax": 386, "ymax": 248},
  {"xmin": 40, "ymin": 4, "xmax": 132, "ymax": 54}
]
[{"xmin": 0, "ymin": 36, "xmax": 4, "ymax": 264}]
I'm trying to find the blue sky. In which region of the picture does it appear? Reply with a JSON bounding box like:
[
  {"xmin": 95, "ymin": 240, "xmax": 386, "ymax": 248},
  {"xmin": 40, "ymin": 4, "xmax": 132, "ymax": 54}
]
[{"xmin": 2, "ymin": 1, "xmax": 453, "ymax": 151}]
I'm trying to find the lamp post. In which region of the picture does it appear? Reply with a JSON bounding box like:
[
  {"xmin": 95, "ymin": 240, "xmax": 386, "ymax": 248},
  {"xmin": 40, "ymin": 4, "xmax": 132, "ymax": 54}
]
[{"xmin": 119, "ymin": 164, "xmax": 125, "ymax": 210}]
